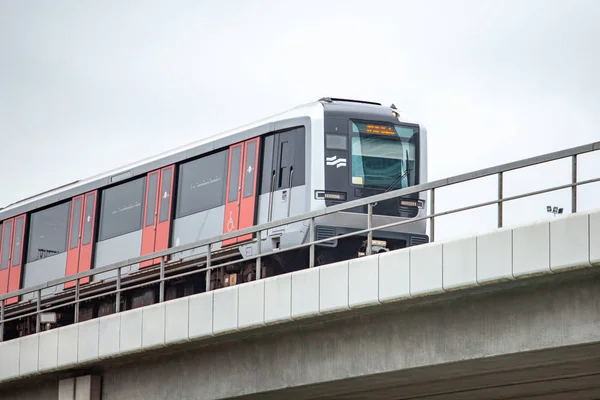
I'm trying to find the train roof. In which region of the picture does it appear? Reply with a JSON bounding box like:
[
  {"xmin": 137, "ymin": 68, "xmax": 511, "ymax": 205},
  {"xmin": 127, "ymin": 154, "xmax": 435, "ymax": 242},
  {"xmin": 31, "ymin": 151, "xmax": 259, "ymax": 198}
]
[{"xmin": 0, "ymin": 98, "xmax": 418, "ymax": 221}]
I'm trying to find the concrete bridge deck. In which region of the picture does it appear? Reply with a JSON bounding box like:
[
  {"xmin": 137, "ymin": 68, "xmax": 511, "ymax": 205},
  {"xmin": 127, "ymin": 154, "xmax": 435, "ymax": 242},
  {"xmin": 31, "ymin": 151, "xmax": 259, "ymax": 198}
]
[{"xmin": 0, "ymin": 209, "xmax": 599, "ymax": 399}]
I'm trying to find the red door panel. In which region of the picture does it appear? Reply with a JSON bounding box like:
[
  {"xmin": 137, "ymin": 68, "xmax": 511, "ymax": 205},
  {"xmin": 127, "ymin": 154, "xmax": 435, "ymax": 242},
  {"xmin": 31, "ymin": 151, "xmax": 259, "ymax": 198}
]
[
  {"xmin": 154, "ymin": 165, "xmax": 174, "ymax": 263},
  {"xmin": 223, "ymin": 144, "xmax": 244, "ymax": 246},
  {"xmin": 7, "ymin": 214, "xmax": 26, "ymax": 304},
  {"xmin": 141, "ymin": 171, "xmax": 160, "ymax": 268},
  {"xmin": 238, "ymin": 138, "xmax": 260, "ymax": 243},
  {"xmin": 0, "ymin": 219, "xmax": 14, "ymax": 297},
  {"xmin": 65, "ymin": 195, "xmax": 84, "ymax": 289},
  {"xmin": 78, "ymin": 191, "xmax": 98, "ymax": 285}
]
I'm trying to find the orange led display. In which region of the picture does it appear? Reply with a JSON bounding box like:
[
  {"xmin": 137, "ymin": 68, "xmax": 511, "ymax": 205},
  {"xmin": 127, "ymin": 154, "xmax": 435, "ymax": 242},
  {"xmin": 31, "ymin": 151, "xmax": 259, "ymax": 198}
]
[{"xmin": 365, "ymin": 124, "xmax": 395, "ymax": 135}]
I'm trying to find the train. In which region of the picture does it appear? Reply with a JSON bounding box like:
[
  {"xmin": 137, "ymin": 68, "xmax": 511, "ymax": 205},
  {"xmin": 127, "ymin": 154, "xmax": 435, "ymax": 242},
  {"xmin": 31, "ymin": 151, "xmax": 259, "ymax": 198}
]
[{"xmin": 0, "ymin": 97, "xmax": 428, "ymax": 339}]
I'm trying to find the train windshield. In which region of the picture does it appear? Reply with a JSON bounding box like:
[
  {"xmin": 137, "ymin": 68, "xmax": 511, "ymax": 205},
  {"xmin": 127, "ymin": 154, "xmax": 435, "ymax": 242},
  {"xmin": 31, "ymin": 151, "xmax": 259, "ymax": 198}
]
[{"xmin": 350, "ymin": 121, "xmax": 418, "ymax": 190}]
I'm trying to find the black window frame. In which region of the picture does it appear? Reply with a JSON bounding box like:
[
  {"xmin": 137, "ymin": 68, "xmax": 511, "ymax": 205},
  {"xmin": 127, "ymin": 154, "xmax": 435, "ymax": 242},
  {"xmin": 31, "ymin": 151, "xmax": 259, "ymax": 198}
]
[
  {"xmin": 27, "ymin": 201, "xmax": 72, "ymax": 263},
  {"xmin": 347, "ymin": 119, "xmax": 420, "ymax": 191},
  {"xmin": 175, "ymin": 148, "xmax": 229, "ymax": 219},
  {"xmin": 98, "ymin": 176, "xmax": 147, "ymax": 242}
]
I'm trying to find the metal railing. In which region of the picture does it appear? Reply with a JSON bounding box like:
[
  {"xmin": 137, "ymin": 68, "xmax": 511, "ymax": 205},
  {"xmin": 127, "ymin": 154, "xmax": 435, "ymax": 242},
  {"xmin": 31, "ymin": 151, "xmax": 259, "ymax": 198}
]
[{"xmin": 0, "ymin": 140, "xmax": 599, "ymax": 342}]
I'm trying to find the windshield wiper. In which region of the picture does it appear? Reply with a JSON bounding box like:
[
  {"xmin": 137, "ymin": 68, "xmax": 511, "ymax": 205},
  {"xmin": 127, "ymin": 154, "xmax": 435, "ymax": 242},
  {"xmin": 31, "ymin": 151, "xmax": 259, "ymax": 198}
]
[{"xmin": 383, "ymin": 149, "xmax": 411, "ymax": 193}]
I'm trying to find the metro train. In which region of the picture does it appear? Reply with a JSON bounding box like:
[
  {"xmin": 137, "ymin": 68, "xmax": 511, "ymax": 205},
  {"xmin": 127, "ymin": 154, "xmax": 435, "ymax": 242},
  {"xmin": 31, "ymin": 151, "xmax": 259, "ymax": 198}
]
[{"xmin": 0, "ymin": 97, "xmax": 428, "ymax": 338}]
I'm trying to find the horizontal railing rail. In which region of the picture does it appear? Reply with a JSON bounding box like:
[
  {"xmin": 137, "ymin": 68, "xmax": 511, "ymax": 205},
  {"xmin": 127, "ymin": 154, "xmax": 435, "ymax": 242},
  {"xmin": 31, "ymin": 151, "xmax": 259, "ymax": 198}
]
[{"xmin": 0, "ymin": 140, "xmax": 598, "ymax": 341}]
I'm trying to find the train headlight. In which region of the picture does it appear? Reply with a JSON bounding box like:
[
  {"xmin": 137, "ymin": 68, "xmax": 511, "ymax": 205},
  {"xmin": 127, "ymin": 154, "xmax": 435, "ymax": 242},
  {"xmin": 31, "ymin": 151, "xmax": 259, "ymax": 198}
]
[
  {"xmin": 314, "ymin": 191, "xmax": 347, "ymax": 201},
  {"xmin": 400, "ymin": 199, "xmax": 425, "ymax": 209}
]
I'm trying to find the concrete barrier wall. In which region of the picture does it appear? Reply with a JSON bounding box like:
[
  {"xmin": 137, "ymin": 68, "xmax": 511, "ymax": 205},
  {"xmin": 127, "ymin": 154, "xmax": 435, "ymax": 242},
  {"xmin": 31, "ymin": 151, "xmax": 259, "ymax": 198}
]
[{"xmin": 0, "ymin": 209, "xmax": 599, "ymax": 385}]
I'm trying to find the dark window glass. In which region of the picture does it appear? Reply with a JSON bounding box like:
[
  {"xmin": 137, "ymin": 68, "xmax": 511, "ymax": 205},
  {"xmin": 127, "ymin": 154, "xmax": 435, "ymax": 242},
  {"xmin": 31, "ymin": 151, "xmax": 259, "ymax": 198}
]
[
  {"xmin": 326, "ymin": 134, "xmax": 347, "ymax": 150},
  {"xmin": 98, "ymin": 177, "xmax": 145, "ymax": 241},
  {"xmin": 28, "ymin": 202, "xmax": 71, "ymax": 262},
  {"xmin": 159, "ymin": 168, "xmax": 172, "ymax": 223},
  {"xmin": 278, "ymin": 140, "xmax": 290, "ymax": 189},
  {"xmin": 243, "ymin": 141, "xmax": 257, "ymax": 198},
  {"xmin": 82, "ymin": 193, "xmax": 95, "ymax": 245},
  {"xmin": 350, "ymin": 121, "xmax": 418, "ymax": 190},
  {"xmin": 145, "ymin": 173, "xmax": 158, "ymax": 227},
  {"xmin": 260, "ymin": 135, "xmax": 275, "ymax": 195},
  {"xmin": 176, "ymin": 150, "xmax": 228, "ymax": 218},
  {"xmin": 12, "ymin": 217, "xmax": 23, "ymax": 266},
  {"xmin": 292, "ymin": 127, "xmax": 306, "ymax": 187},
  {"xmin": 228, "ymin": 146, "xmax": 241, "ymax": 202},
  {"xmin": 1, "ymin": 221, "xmax": 12, "ymax": 270},
  {"xmin": 70, "ymin": 197, "xmax": 82, "ymax": 250}
]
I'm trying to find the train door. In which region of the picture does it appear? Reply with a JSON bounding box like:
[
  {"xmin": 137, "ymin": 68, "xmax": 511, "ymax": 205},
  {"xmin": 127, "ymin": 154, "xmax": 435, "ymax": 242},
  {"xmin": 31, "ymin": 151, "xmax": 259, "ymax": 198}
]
[
  {"xmin": 141, "ymin": 165, "xmax": 175, "ymax": 268},
  {"xmin": 0, "ymin": 214, "xmax": 27, "ymax": 304},
  {"xmin": 223, "ymin": 138, "xmax": 260, "ymax": 246},
  {"xmin": 65, "ymin": 191, "xmax": 98, "ymax": 289},
  {"xmin": 267, "ymin": 130, "xmax": 296, "ymax": 235}
]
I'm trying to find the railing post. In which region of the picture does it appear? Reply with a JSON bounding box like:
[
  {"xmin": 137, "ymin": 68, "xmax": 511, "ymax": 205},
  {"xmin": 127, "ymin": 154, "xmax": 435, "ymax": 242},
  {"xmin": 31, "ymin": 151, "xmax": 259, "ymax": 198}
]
[
  {"xmin": 0, "ymin": 299, "xmax": 4, "ymax": 342},
  {"xmin": 116, "ymin": 268, "xmax": 121, "ymax": 313},
  {"xmin": 205, "ymin": 243, "xmax": 212, "ymax": 292},
  {"xmin": 159, "ymin": 258, "xmax": 165, "ymax": 303},
  {"xmin": 256, "ymin": 231, "xmax": 262, "ymax": 280},
  {"xmin": 309, "ymin": 218, "xmax": 315, "ymax": 268},
  {"xmin": 572, "ymin": 154, "xmax": 577, "ymax": 213},
  {"xmin": 74, "ymin": 280, "xmax": 80, "ymax": 324},
  {"xmin": 36, "ymin": 289, "xmax": 41, "ymax": 333},
  {"xmin": 429, "ymin": 188, "xmax": 436, "ymax": 242},
  {"xmin": 366, "ymin": 203, "xmax": 373, "ymax": 256},
  {"xmin": 498, "ymin": 172, "xmax": 504, "ymax": 228}
]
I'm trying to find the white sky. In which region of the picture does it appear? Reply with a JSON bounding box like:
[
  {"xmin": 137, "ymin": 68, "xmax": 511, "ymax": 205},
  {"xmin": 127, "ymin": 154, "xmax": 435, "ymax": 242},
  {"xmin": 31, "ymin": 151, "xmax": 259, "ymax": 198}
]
[{"xmin": 1, "ymin": 0, "xmax": 599, "ymax": 240}]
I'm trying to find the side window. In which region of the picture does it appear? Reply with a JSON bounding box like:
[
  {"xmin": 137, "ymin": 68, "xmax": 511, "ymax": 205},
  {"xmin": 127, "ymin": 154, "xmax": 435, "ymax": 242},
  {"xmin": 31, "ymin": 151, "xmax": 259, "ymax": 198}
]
[
  {"xmin": 82, "ymin": 193, "xmax": 95, "ymax": 245},
  {"xmin": 12, "ymin": 217, "xmax": 24, "ymax": 266},
  {"xmin": 70, "ymin": 197, "xmax": 82, "ymax": 250},
  {"xmin": 98, "ymin": 177, "xmax": 146, "ymax": 241},
  {"xmin": 159, "ymin": 168, "xmax": 173, "ymax": 223},
  {"xmin": 243, "ymin": 141, "xmax": 257, "ymax": 198},
  {"xmin": 292, "ymin": 126, "xmax": 306, "ymax": 187},
  {"xmin": 176, "ymin": 149, "xmax": 228, "ymax": 218},
  {"xmin": 260, "ymin": 134, "xmax": 276, "ymax": 195},
  {"xmin": 227, "ymin": 146, "xmax": 242, "ymax": 202},
  {"xmin": 1, "ymin": 221, "xmax": 11, "ymax": 270},
  {"xmin": 28, "ymin": 202, "xmax": 71, "ymax": 262}
]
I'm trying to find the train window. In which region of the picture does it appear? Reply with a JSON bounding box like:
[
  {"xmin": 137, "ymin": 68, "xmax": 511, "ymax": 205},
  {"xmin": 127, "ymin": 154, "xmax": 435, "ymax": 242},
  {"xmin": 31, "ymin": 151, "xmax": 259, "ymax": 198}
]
[
  {"xmin": 12, "ymin": 217, "xmax": 23, "ymax": 266},
  {"xmin": 260, "ymin": 134, "xmax": 276, "ymax": 195},
  {"xmin": 145, "ymin": 173, "xmax": 159, "ymax": 227},
  {"xmin": 176, "ymin": 149, "xmax": 228, "ymax": 218},
  {"xmin": 159, "ymin": 168, "xmax": 172, "ymax": 223},
  {"xmin": 243, "ymin": 141, "xmax": 257, "ymax": 198},
  {"xmin": 28, "ymin": 202, "xmax": 71, "ymax": 263},
  {"xmin": 70, "ymin": 197, "xmax": 82, "ymax": 250},
  {"xmin": 278, "ymin": 140, "xmax": 291, "ymax": 189},
  {"xmin": 1, "ymin": 221, "xmax": 11, "ymax": 270},
  {"xmin": 82, "ymin": 193, "xmax": 95, "ymax": 245},
  {"xmin": 326, "ymin": 134, "xmax": 347, "ymax": 150},
  {"xmin": 98, "ymin": 177, "xmax": 146, "ymax": 241},
  {"xmin": 228, "ymin": 146, "xmax": 242, "ymax": 202}
]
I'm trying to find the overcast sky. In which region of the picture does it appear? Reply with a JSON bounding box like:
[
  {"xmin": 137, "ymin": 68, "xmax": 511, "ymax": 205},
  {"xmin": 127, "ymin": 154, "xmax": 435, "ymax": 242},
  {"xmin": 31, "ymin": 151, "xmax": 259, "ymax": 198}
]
[{"xmin": 1, "ymin": 0, "xmax": 599, "ymax": 240}]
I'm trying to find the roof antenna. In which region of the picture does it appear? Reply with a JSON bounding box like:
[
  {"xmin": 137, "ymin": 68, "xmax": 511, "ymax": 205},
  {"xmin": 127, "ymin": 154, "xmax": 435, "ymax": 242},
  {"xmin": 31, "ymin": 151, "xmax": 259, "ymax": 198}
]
[{"xmin": 390, "ymin": 103, "xmax": 397, "ymax": 109}]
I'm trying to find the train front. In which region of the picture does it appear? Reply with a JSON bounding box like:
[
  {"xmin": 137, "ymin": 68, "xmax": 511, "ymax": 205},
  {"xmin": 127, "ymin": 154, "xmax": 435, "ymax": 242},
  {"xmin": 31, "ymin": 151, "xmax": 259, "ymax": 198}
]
[{"xmin": 313, "ymin": 98, "xmax": 428, "ymax": 265}]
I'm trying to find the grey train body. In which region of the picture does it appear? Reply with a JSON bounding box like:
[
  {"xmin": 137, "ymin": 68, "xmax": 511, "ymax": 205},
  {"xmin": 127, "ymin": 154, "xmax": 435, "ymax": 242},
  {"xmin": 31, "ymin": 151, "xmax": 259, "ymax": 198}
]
[{"xmin": 0, "ymin": 98, "xmax": 428, "ymax": 337}]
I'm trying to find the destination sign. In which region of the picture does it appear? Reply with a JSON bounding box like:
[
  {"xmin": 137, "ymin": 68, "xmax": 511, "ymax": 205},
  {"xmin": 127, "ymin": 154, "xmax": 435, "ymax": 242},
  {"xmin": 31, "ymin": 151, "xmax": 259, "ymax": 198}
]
[{"xmin": 364, "ymin": 124, "xmax": 395, "ymax": 135}]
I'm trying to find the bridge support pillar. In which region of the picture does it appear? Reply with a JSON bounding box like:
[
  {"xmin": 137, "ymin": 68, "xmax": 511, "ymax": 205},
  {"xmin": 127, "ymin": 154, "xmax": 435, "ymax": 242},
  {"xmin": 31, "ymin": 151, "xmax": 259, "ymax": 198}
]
[{"xmin": 58, "ymin": 375, "xmax": 101, "ymax": 400}]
